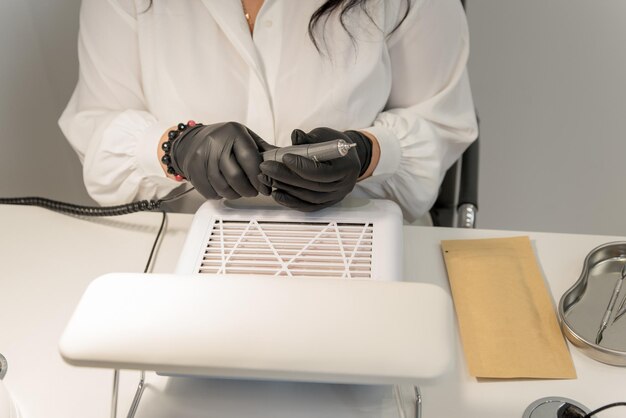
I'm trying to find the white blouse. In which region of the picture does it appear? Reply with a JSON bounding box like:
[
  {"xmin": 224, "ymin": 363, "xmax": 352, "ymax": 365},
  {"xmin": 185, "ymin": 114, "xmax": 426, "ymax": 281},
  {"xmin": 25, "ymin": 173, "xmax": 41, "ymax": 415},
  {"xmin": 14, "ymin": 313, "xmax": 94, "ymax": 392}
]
[{"xmin": 59, "ymin": 0, "xmax": 477, "ymax": 222}]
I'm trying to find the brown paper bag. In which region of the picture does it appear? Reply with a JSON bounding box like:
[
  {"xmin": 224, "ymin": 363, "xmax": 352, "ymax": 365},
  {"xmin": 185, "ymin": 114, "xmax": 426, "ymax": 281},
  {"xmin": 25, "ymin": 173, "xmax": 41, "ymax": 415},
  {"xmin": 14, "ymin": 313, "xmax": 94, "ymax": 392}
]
[{"xmin": 441, "ymin": 236, "xmax": 576, "ymax": 379}]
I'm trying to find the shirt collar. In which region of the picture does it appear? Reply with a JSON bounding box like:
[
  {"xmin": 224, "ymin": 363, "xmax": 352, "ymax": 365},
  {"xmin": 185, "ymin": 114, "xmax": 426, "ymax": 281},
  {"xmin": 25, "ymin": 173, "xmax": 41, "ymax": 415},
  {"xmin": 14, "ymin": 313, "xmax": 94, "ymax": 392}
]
[{"xmin": 199, "ymin": 0, "xmax": 263, "ymax": 79}]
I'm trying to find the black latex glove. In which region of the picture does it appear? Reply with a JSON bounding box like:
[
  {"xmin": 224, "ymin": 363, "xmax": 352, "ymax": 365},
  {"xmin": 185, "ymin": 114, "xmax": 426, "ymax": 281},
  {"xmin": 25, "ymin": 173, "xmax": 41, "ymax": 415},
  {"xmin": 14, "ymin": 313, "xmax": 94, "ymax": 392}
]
[
  {"xmin": 258, "ymin": 127, "xmax": 372, "ymax": 211},
  {"xmin": 171, "ymin": 122, "xmax": 276, "ymax": 200}
]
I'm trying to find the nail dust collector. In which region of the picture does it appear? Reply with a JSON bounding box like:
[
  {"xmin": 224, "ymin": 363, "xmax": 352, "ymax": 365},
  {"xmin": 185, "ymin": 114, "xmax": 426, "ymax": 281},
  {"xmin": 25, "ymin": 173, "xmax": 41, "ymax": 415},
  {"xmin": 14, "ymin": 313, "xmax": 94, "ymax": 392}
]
[{"xmin": 60, "ymin": 199, "xmax": 453, "ymax": 385}]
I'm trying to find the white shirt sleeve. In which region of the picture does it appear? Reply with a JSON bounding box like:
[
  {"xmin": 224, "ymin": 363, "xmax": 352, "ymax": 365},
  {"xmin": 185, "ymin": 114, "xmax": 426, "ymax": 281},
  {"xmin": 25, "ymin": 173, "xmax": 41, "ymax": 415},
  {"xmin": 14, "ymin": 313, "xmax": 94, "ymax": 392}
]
[
  {"xmin": 356, "ymin": 0, "xmax": 478, "ymax": 222},
  {"xmin": 59, "ymin": 0, "xmax": 178, "ymax": 206}
]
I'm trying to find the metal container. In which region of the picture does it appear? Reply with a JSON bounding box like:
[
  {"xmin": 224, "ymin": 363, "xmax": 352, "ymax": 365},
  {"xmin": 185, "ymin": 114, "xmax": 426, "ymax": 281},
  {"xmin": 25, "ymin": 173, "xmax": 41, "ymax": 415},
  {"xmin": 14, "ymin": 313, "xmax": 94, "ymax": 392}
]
[{"xmin": 558, "ymin": 242, "xmax": 626, "ymax": 366}]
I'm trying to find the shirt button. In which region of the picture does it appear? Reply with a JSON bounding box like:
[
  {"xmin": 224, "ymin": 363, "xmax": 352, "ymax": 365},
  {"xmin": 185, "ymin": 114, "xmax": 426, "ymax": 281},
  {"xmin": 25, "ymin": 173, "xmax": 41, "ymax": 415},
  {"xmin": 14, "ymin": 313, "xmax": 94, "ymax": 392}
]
[{"xmin": 263, "ymin": 20, "xmax": 273, "ymax": 28}]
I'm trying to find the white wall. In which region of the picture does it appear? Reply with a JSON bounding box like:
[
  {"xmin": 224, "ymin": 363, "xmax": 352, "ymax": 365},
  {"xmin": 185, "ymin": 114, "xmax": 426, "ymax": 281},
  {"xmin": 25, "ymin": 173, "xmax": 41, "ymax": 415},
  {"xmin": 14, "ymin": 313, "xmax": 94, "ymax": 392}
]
[
  {"xmin": 467, "ymin": 0, "xmax": 626, "ymax": 236},
  {"xmin": 0, "ymin": 0, "xmax": 91, "ymax": 204},
  {"xmin": 1, "ymin": 1, "xmax": 625, "ymax": 236}
]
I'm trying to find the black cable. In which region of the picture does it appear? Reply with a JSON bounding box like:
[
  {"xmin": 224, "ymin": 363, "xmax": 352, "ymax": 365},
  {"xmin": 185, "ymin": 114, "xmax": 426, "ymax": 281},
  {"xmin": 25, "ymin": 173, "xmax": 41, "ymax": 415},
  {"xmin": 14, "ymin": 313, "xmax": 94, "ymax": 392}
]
[
  {"xmin": 143, "ymin": 211, "xmax": 167, "ymax": 273},
  {"xmin": 1, "ymin": 189, "xmax": 189, "ymax": 273},
  {"xmin": 582, "ymin": 402, "xmax": 626, "ymax": 418},
  {"xmin": 0, "ymin": 187, "xmax": 195, "ymax": 217},
  {"xmin": 0, "ymin": 196, "xmax": 160, "ymax": 216}
]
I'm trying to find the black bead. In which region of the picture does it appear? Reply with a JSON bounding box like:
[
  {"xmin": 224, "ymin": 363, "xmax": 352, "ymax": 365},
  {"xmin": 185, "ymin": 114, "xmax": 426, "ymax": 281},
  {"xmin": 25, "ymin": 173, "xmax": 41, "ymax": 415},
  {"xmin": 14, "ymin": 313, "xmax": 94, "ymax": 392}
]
[
  {"xmin": 178, "ymin": 123, "xmax": 186, "ymax": 131},
  {"xmin": 161, "ymin": 141, "xmax": 171, "ymax": 152},
  {"xmin": 168, "ymin": 130, "xmax": 178, "ymax": 140},
  {"xmin": 161, "ymin": 154, "xmax": 172, "ymax": 165},
  {"xmin": 167, "ymin": 166, "xmax": 176, "ymax": 175}
]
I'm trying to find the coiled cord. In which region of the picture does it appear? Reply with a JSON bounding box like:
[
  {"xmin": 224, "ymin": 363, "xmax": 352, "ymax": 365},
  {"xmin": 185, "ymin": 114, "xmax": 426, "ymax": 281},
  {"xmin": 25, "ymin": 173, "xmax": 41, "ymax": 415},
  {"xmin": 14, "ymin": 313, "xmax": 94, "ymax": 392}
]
[
  {"xmin": 0, "ymin": 196, "xmax": 160, "ymax": 216},
  {"xmin": 0, "ymin": 187, "xmax": 195, "ymax": 217}
]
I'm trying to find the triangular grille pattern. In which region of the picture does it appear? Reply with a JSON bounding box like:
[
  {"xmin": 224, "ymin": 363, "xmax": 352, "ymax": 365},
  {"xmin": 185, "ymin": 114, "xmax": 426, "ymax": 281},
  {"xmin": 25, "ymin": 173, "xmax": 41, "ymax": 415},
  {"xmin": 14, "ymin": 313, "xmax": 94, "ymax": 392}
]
[{"xmin": 198, "ymin": 219, "xmax": 373, "ymax": 278}]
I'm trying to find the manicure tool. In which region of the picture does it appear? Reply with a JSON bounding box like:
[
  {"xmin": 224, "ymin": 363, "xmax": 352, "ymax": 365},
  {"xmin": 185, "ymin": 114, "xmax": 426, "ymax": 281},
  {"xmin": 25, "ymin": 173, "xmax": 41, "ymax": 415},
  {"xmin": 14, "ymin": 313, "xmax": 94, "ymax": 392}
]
[
  {"xmin": 610, "ymin": 264, "xmax": 626, "ymax": 324},
  {"xmin": 262, "ymin": 139, "xmax": 356, "ymax": 163},
  {"xmin": 595, "ymin": 264, "xmax": 626, "ymax": 344}
]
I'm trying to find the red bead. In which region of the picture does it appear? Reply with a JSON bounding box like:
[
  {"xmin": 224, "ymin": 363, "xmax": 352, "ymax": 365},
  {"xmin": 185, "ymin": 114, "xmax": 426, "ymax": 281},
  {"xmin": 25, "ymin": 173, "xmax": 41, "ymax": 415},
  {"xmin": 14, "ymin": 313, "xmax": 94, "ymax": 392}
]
[
  {"xmin": 187, "ymin": 120, "xmax": 196, "ymax": 127},
  {"xmin": 174, "ymin": 174, "xmax": 184, "ymax": 182}
]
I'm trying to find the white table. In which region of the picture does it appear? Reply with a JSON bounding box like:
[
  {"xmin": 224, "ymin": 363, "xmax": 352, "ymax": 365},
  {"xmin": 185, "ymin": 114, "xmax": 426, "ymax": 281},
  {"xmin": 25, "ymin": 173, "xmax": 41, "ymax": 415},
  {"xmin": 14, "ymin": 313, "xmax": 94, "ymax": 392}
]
[{"xmin": 1, "ymin": 206, "xmax": 624, "ymax": 418}]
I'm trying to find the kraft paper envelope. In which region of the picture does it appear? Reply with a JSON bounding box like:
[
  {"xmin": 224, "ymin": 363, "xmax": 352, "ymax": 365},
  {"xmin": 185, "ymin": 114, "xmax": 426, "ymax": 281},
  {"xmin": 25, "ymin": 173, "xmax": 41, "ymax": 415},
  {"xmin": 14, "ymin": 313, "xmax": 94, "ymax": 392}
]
[{"xmin": 441, "ymin": 236, "xmax": 576, "ymax": 379}]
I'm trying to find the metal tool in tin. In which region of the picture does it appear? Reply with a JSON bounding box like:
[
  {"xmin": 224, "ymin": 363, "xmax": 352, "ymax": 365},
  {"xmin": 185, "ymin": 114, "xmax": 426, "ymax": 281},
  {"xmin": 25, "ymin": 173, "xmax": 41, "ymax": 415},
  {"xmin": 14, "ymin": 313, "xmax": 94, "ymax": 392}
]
[
  {"xmin": 595, "ymin": 263, "xmax": 626, "ymax": 344},
  {"xmin": 262, "ymin": 139, "xmax": 356, "ymax": 163},
  {"xmin": 610, "ymin": 264, "xmax": 626, "ymax": 324}
]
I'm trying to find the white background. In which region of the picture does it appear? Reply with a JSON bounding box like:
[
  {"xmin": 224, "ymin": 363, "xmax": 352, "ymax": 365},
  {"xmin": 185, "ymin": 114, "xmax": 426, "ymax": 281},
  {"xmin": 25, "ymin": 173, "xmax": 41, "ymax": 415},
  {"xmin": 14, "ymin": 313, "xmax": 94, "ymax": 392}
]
[{"xmin": 1, "ymin": 0, "xmax": 625, "ymax": 235}]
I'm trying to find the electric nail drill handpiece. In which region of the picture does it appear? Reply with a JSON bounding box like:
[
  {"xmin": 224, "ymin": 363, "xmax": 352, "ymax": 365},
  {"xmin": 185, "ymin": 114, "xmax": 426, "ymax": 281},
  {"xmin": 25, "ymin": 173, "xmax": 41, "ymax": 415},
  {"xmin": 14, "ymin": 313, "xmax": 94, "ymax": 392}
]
[{"xmin": 261, "ymin": 139, "xmax": 356, "ymax": 163}]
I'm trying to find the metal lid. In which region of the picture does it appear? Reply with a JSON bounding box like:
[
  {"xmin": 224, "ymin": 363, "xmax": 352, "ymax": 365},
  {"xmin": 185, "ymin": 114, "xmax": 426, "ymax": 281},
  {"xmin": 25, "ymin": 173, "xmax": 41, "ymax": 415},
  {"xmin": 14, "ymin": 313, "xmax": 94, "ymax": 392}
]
[
  {"xmin": 523, "ymin": 397, "xmax": 589, "ymax": 418},
  {"xmin": 0, "ymin": 354, "xmax": 6, "ymax": 380}
]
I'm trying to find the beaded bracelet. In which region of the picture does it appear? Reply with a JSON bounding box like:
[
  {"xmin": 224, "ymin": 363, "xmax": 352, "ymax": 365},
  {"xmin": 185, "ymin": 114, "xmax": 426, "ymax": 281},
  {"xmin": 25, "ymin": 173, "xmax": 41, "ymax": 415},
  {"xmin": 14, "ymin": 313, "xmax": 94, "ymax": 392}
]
[{"xmin": 160, "ymin": 120, "xmax": 201, "ymax": 182}]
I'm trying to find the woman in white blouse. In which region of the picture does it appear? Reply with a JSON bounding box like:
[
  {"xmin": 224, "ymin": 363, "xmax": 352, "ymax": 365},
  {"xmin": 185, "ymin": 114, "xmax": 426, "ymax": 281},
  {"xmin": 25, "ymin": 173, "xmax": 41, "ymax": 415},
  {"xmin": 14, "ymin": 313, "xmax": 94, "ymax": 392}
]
[{"xmin": 59, "ymin": 0, "xmax": 477, "ymax": 223}]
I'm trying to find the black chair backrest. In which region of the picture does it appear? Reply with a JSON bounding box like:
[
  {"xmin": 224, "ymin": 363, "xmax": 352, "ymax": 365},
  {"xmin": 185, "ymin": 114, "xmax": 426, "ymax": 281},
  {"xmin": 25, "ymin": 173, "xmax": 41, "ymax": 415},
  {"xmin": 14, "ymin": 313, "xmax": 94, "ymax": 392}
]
[{"xmin": 429, "ymin": 137, "xmax": 479, "ymax": 227}]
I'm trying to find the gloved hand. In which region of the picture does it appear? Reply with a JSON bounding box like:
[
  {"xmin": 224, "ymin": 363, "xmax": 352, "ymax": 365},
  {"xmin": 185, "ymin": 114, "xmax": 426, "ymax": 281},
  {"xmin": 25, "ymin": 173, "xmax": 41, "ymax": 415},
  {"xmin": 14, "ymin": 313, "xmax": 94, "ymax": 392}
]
[
  {"xmin": 171, "ymin": 122, "xmax": 276, "ymax": 200},
  {"xmin": 258, "ymin": 127, "xmax": 372, "ymax": 211}
]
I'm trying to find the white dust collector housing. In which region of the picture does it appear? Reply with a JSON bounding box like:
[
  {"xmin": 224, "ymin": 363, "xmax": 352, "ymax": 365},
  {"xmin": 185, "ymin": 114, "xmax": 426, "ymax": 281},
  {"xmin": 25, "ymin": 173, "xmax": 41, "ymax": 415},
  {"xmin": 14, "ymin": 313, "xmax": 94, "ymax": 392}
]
[
  {"xmin": 59, "ymin": 199, "xmax": 454, "ymax": 385},
  {"xmin": 175, "ymin": 199, "xmax": 404, "ymax": 280}
]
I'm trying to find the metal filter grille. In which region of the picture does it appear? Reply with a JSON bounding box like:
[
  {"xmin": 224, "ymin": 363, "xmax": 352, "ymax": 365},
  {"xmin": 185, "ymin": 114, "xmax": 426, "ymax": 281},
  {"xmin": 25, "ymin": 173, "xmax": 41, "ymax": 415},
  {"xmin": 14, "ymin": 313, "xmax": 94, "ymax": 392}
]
[{"xmin": 198, "ymin": 219, "xmax": 373, "ymax": 278}]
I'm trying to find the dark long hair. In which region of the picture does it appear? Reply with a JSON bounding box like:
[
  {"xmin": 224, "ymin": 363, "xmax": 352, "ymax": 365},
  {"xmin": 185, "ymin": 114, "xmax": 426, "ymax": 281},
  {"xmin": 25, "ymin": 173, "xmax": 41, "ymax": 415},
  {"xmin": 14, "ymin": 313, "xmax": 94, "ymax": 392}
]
[
  {"xmin": 308, "ymin": 0, "xmax": 410, "ymax": 51},
  {"xmin": 144, "ymin": 1, "xmax": 410, "ymax": 51}
]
